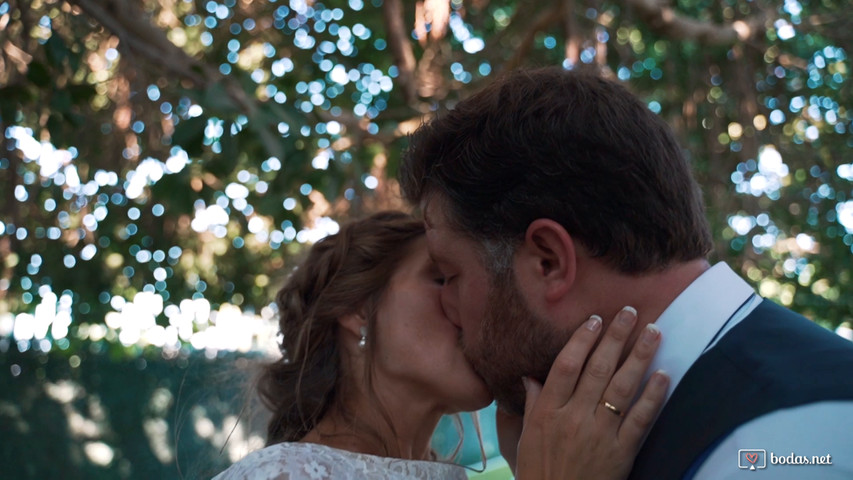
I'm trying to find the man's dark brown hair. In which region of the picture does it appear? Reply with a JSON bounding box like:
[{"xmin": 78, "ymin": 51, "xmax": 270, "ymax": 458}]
[{"xmin": 399, "ymin": 66, "xmax": 712, "ymax": 273}]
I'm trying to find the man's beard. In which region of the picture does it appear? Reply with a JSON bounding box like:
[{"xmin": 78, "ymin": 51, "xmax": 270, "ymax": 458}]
[{"xmin": 464, "ymin": 270, "xmax": 569, "ymax": 416}]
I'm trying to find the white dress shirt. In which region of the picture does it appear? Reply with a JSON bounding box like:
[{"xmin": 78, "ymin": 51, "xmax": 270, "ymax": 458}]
[{"xmin": 645, "ymin": 262, "xmax": 853, "ymax": 479}]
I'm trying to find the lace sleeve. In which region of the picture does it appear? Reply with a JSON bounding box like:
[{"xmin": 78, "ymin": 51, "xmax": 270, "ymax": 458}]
[{"xmin": 212, "ymin": 442, "xmax": 469, "ymax": 480}]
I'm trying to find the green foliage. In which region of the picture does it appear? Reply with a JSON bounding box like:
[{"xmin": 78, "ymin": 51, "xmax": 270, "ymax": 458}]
[{"xmin": 1, "ymin": 0, "xmax": 851, "ymax": 364}]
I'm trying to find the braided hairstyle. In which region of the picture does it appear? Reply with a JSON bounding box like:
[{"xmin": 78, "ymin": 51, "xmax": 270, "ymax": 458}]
[{"xmin": 257, "ymin": 211, "xmax": 425, "ymax": 446}]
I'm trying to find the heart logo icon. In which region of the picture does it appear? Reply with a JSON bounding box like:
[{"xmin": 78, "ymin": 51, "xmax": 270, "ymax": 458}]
[{"xmin": 746, "ymin": 453, "xmax": 758, "ymax": 464}]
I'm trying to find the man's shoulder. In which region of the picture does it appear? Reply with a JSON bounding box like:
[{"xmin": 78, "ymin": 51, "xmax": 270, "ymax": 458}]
[
  {"xmin": 713, "ymin": 299, "xmax": 853, "ymax": 395},
  {"xmin": 627, "ymin": 301, "xmax": 853, "ymax": 480}
]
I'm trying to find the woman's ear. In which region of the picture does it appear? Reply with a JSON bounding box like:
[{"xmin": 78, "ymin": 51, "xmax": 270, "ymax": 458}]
[
  {"xmin": 338, "ymin": 312, "xmax": 367, "ymax": 348},
  {"xmin": 515, "ymin": 219, "xmax": 578, "ymax": 303}
]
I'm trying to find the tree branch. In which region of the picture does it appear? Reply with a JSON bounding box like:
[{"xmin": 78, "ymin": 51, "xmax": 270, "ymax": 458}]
[
  {"xmin": 562, "ymin": 0, "xmax": 579, "ymax": 65},
  {"xmin": 501, "ymin": 1, "xmax": 564, "ymax": 72},
  {"xmin": 67, "ymin": 0, "xmax": 259, "ymax": 118},
  {"xmin": 381, "ymin": 0, "xmax": 417, "ymax": 103},
  {"xmin": 69, "ymin": 0, "xmax": 210, "ymax": 85},
  {"xmin": 626, "ymin": 0, "xmax": 765, "ymax": 45}
]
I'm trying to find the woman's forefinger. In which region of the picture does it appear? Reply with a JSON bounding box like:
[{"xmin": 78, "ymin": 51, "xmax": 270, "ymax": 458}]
[{"xmin": 534, "ymin": 315, "xmax": 604, "ymax": 410}]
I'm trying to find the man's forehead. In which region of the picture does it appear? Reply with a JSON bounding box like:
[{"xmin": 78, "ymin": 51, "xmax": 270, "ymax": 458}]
[
  {"xmin": 421, "ymin": 195, "xmax": 448, "ymax": 230},
  {"xmin": 421, "ymin": 198, "xmax": 478, "ymax": 260},
  {"xmin": 422, "ymin": 202, "xmax": 488, "ymax": 270},
  {"xmin": 421, "ymin": 199, "xmax": 453, "ymax": 258}
]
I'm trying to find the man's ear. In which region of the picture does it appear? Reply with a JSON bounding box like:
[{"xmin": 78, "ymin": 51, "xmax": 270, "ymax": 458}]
[{"xmin": 516, "ymin": 219, "xmax": 578, "ymax": 302}]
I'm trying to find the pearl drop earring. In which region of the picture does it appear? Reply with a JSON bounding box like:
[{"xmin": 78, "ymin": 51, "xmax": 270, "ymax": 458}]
[{"xmin": 358, "ymin": 326, "xmax": 367, "ymax": 349}]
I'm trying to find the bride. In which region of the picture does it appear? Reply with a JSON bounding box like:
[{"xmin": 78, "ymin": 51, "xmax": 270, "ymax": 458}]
[{"xmin": 214, "ymin": 211, "xmax": 668, "ymax": 479}]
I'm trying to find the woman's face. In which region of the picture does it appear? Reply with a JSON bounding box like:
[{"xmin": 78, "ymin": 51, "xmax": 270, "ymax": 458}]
[{"xmin": 372, "ymin": 238, "xmax": 492, "ymax": 413}]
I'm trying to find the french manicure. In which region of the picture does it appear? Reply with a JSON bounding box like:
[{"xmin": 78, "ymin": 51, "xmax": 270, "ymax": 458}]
[
  {"xmin": 642, "ymin": 323, "xmax": 661, "ymax": 344},
  {"xmin": 586, "ymin": 315, "xmax": 602, "ymax": 331},
  {"xmin": 618, "ymin": 306, "xmax": 637, "ymax": 326},
  {"xmin": 652, "ymin": 369, "xmax": 669, "ymax": 386}
]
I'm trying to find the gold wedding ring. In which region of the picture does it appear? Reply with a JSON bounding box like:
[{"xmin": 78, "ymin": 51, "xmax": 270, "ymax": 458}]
[{"xmin": 601, "ymin": 400, "xmax": 624, "ymax": 417}]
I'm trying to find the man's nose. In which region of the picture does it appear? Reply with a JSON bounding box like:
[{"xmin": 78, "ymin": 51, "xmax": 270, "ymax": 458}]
[{"xmin": 441, "ymin": 288, "xmax": 461, "ymax": 327}]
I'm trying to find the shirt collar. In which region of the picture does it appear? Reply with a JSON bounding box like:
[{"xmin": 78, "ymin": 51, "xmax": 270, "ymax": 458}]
[{"xmin": 646, "ymin": 262, "xmax": 756, "ymax": 403}]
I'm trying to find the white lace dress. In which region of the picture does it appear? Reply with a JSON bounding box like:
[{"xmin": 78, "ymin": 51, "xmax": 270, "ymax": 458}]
[{"xmin": 212, "ymin": 442, "xmax": 469, "ymax": 480}]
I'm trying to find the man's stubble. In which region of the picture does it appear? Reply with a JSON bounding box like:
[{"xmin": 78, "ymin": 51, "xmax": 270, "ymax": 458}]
[{"xmin": 464, "ymin": 270, "xmax": 570, "ymax": 416}]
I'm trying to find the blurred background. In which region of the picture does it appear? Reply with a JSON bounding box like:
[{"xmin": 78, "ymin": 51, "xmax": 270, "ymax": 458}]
[{"xmin": 1, "ymin": 0, "xmax": 852, "ymax": 478}]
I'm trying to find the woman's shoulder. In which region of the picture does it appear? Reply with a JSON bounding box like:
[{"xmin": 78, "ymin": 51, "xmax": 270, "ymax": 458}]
[{"xmin": 212, "ymin": 442, "xmax": 469, "ymax": 480}]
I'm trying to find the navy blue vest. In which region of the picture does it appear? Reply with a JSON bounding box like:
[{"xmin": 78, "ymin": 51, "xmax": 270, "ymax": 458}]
[{"xmin": 627, "ymin": 299, "xmax": 853, "ymax": 479}]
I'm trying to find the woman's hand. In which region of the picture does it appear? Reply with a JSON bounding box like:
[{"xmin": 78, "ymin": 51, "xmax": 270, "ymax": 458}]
[{"xmin": 511, "ymin": 307, "xmax": 669, "ymax": 480}]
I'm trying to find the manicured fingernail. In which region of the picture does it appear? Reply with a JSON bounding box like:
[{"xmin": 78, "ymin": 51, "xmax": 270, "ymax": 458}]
[
  {"xmin": 618, "ymin": 306, "xmax": 637, "ymax": 326},
  {"xmin": 652, "ymin": 369, "xmax": 669, "ymax": 386},
  {"xmin": 522, "ymin": 376, "xmax": 533, "ymax": 392},
  {"xmin": 586, "ymin": 315, "xmax": 602, "ymax": 331},
  {"xmin": 642, "ymin": 323, "xmax": 661, "ymax": 344}
]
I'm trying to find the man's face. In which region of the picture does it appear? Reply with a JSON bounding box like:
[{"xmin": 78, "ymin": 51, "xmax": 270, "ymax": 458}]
[{"xmin": 424, "ymin": 199, "xmax": 567, "ymax": 415}]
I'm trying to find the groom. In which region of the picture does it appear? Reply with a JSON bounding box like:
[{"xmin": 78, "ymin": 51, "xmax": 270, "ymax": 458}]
[{"xmin": 399, "ymin": 67, "xmax": 853, "ymax": 478}]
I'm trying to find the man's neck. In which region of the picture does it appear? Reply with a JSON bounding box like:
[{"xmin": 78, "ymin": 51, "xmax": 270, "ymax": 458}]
[{"xmin": 571, "ymin": 258, "xmax": 711, "ymax": 355}]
